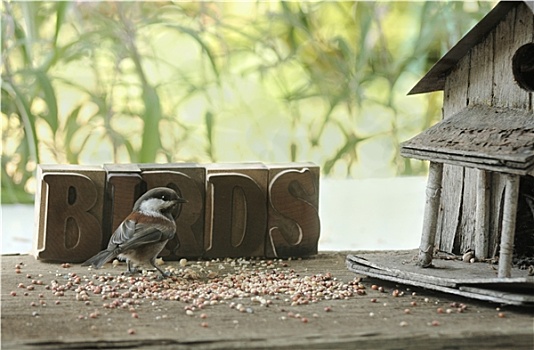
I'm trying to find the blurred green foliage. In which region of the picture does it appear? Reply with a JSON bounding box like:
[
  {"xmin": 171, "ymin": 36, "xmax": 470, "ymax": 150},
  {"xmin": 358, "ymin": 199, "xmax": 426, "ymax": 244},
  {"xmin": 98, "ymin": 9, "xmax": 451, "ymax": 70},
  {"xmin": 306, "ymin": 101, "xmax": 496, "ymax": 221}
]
[{"xmin": 1, "ymin": 1, "xmax": 494, "ymax": 203}]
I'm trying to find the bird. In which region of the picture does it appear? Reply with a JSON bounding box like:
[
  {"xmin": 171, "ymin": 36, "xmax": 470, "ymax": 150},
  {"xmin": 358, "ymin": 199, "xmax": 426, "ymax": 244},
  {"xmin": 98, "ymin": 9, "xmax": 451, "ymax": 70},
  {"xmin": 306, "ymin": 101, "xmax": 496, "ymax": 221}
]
[{"xmin": 82, "ymin": 187, "xmax": 187, "ymax": 278}]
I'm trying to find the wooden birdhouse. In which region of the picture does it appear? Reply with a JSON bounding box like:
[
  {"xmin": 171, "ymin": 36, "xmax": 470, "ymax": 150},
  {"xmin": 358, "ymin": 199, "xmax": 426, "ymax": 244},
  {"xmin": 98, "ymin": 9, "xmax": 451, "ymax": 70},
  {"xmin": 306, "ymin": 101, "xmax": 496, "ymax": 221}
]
[{"xmin": 401, "ymin": 1, "xmax": 534, "ymax": 278}]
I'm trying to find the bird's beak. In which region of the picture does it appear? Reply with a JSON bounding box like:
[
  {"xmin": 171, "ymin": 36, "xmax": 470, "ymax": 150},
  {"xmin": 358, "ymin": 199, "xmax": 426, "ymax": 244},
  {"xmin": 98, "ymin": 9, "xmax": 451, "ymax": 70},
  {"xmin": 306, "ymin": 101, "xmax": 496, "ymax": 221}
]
[{"xmin": 176, "ymin": 198, "xmax": 188, "ymax": 204}]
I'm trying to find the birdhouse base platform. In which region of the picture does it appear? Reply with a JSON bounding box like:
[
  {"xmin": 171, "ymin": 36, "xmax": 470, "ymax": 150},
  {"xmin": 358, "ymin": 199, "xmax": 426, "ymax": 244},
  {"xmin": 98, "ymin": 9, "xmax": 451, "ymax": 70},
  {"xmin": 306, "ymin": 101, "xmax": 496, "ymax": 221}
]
[{"xmin": 346, "ymin": 250, "xmax": 534, "ymax": 306}]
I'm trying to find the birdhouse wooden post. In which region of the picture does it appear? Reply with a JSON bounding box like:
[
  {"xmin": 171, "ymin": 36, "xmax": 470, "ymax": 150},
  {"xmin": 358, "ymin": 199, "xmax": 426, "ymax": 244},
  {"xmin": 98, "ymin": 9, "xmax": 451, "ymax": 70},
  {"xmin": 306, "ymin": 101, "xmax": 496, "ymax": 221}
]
[{"xmin": 401, "ymin": 1, "xmax": 534, "ymax": 278}]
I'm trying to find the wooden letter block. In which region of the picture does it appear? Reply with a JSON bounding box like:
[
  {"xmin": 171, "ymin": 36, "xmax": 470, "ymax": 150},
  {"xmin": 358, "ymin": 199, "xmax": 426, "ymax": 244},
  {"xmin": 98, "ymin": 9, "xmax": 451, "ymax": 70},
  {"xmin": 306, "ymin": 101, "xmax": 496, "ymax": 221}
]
[
  {"xmin": 32, "ymin": 165, "xmax": 105, "ymax": 262},
  {"xmin": 103, "ymin": 164, "xmax": 143, "ymax": 248},
  {"xmin": 204, "ymin": 163, "xmax": 267, "ymax": 258},
  {"xmin": 139, "ymin": 163, "xmax": 206, "ymax": 259},
  {"xmin": 266, "ymin": 163, "xmax": 320, "ymax": 258}
]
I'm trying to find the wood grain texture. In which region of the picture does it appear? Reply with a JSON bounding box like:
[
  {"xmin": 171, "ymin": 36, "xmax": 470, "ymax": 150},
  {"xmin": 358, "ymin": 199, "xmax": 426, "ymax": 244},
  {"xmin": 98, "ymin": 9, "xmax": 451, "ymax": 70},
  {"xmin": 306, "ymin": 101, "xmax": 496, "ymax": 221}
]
[
  {"xmin": 498, "ymin": 174, "xmax": 520, "ymax": 277},
  {"xmin": 474, "ymin": 169, "xmax": 490, "ymax": 259},
  {"xmin": 418, "ymin": 162, "xmax": 443, "ymax": 267},
  {"xmin": 493, "ymin": 6, "xmax": 532, "ymax": 108},
  {"xmin": 439, "ymin": 49, "xmax": 471, "ymax": 254},
  {"xmin": 459, "ymin": 168, "xmax": 478, "ymax": 254},
  {"xmin": 468, "ymin": 31, "xmax": 494, "ymax": 106},
  {"xmin": 3, "ymin": 253, "xmax": 534, "ymax": 350}
]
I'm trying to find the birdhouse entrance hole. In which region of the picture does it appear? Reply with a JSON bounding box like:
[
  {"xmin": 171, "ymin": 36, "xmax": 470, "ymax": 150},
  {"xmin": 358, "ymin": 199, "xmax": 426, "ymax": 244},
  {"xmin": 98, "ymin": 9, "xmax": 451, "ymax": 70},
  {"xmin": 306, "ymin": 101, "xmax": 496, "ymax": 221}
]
[{"xmin": 512, "ymin": 43, "xmax": 534, "ymax": 92}]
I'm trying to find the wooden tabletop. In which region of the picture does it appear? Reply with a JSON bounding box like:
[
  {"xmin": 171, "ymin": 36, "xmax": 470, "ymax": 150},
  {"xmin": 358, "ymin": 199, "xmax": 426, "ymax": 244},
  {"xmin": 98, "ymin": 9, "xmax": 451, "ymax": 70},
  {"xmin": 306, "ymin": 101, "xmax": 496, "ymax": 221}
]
[{"xmin": 1, "ymin": 252, "xmax": 533, "ymax": 349}]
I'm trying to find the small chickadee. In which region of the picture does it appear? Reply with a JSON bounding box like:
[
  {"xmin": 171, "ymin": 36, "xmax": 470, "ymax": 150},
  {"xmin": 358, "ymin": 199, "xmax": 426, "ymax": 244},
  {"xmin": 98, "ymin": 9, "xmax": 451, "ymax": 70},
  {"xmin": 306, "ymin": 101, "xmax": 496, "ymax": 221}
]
[{"xmin": 82, "ymin": 187, "xmax": 187, "ymax": 278}]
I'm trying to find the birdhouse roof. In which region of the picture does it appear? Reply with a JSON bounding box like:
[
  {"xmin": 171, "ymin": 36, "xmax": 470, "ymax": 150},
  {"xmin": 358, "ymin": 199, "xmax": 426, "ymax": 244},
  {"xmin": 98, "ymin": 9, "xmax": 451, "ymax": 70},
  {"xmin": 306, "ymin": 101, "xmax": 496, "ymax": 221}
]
[
  {"xmin": 400, "ymin": 105, "xmax": 534, "ymax": 175},
  {"xmin": 409, "ymin": 1, "xmax": 534, "ymax": 95}
]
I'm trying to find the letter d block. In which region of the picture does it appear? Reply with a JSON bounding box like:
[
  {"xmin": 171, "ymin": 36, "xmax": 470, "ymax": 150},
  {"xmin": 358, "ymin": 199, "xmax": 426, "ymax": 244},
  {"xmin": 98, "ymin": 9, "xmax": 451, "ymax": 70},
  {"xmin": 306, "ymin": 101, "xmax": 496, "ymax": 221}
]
[
  {"xmin": 204, "ymin": 163, "xmax": 268, "ymax": 258},
  {"xmin": 33, "ymin": 165, "xmax": 105, "ymax": 262},
  {"xmin": 266, "ymin": 163, "xmax": 320, "ymax": 258}
]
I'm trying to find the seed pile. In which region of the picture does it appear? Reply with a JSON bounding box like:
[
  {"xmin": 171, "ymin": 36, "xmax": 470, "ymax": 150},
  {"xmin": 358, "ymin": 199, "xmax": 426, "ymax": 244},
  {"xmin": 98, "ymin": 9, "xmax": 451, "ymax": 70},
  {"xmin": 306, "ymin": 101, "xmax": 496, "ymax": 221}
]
[{"xmin": 13, "ymin": 258, "xmax": 366, "ymax": 321}]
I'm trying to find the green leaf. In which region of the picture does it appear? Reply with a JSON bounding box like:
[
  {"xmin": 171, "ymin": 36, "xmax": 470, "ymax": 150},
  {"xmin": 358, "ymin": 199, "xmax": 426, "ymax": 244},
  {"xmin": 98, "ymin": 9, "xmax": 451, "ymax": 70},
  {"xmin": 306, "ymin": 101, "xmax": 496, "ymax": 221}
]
[
  {"xmin": 205, "ymin": 110, "xmax": 215, "ymax": 161},
  {"xmin": 139, "ymin": 85, "xmax": 162, "ymax": 163},
  {"xmin": 35, "ymin": 70, "xmax": 59, "ymax": 133}
]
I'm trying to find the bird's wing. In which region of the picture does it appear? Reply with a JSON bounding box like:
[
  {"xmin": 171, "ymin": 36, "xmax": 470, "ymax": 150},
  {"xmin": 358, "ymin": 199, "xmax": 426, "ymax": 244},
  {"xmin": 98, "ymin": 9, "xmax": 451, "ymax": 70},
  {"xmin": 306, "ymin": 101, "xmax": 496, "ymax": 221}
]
[{"xmin": 108, "ymin": 217, "xmax": 175, "ymax": 252}]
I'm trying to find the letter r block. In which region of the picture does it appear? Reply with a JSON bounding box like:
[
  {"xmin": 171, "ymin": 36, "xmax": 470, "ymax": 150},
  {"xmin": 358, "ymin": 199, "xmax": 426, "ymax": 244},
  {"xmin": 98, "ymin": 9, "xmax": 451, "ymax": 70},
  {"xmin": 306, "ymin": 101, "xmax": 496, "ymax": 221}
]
[
  {"xmin": 139, "ymin": 163, "xmax": 206, "ymax": 259},
  {"xmin": 103, "ymin": 164, "xmax": 143, "ymax": 248}
]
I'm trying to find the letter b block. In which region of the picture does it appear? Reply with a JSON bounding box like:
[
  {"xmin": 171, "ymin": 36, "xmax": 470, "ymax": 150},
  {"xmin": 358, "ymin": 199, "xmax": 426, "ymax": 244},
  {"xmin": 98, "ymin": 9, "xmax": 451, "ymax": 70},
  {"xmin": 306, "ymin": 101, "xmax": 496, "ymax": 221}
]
[{"xmin": 32, "ymin": 165, "xmax": 105, "ymax": 262}]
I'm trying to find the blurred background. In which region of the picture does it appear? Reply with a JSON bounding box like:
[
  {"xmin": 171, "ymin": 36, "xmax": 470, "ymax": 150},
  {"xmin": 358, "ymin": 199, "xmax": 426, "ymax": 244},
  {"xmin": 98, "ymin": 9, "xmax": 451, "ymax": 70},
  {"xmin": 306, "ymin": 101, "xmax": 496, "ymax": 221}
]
[{"xmin": 1, "ymin": 1, "xmax": 495, "ymax": 253}]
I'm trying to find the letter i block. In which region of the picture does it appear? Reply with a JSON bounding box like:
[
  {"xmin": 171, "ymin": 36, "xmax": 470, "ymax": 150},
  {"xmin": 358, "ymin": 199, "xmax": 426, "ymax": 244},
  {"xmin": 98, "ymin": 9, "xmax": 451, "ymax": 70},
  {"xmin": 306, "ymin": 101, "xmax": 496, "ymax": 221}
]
[
  {"xmin": 265, "ymin": 163, "xmax": 320, "ymax": 258},
  {"xmin": 32, "ymin": 165, "xmax": 106, "ymax": 262},
  {"xmin": 204, "ymin": 163, "xmax": 268, "ymax": 258},
  {"xmin": 139, "ymin": 163, "xmax": 206, "ymax": 259},
  {"xmin": 103, "ymin": 164, "xmax": 143, "ymax": 248}
]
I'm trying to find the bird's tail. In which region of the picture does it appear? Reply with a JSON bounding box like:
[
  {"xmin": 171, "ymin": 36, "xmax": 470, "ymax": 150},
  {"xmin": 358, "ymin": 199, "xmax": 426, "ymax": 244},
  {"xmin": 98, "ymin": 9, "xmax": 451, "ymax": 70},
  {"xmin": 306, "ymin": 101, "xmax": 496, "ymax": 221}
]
[{"xmin": 81, "ymin": 249, "xmax": 118, "ymax": 269}]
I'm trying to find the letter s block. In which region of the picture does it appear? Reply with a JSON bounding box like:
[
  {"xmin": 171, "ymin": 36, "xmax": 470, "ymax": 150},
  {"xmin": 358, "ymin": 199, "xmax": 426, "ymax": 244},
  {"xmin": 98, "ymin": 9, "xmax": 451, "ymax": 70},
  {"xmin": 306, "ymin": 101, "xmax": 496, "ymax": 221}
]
[
  {"xmin": 266, "ymin": 163, "xmax": 320, "ymax": 258},
  {"xmin": 32, "ymin": 165, "xmax": 105, "ymax": 262},
  {"xmin": 204, "ymin": 163, "xmax": 268, "ymax": 258}
]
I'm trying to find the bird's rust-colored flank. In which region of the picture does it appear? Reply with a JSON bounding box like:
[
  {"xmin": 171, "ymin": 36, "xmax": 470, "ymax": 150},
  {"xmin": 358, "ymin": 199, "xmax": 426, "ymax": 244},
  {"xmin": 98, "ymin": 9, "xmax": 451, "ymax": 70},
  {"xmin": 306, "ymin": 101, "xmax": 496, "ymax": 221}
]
[{"xmin": 126, "ymin": 211, "xmax": 174, "ymax": 225}]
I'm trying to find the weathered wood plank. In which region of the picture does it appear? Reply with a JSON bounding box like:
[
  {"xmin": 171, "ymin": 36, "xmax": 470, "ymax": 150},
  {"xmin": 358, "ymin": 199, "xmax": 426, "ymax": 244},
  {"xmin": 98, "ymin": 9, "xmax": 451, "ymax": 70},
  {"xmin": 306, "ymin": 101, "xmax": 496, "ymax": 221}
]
[
  {"xmin": 398, "ymin": 150, "xmax": 533, "ymax": 176},
  {"xmin": 460, "ymin": 168, "xmax": 478, "ymax": 253},
  {"xmin": 437, "ymin": 164, "xmax": 464, "ymax": 253},
  {"xmin": 3, "ymin": 253, "xmax": 534, "ymax": 350},
  {"xmin": 493, "ymin": 7, "xmax": 531, "ymax": 108},
  {"xmin": 475, "ymin": 169, "xmax": 490, "ymax": 259},
  {"xmin": 346, "ymin": 251, "xmax": 534, "ymax": 305},
  {"xmin": 468, "ymin": 30, "xmax": 494, "ymax": 106},
  {"xmin": 400, "ymin": 106, "xmax": 534, "ymax": 167},
  {"xmin": 443, "ymin": 52, "xmax": 470, "ymax": 118},
  {"xmin": 439, "ymin": 50, "xmax": 471, "ymax": 254},
  {"xmin": 489, "ymin": 173, "xmax": 507, "ymax": 258}
]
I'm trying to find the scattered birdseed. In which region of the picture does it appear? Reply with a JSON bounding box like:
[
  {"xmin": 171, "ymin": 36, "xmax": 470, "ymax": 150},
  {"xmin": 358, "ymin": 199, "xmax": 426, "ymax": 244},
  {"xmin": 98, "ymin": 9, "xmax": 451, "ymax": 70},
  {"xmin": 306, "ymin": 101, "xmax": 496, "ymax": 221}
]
[{"xmin": 399, "ymin": 321, "xmax": 408, "ymax": 327}]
